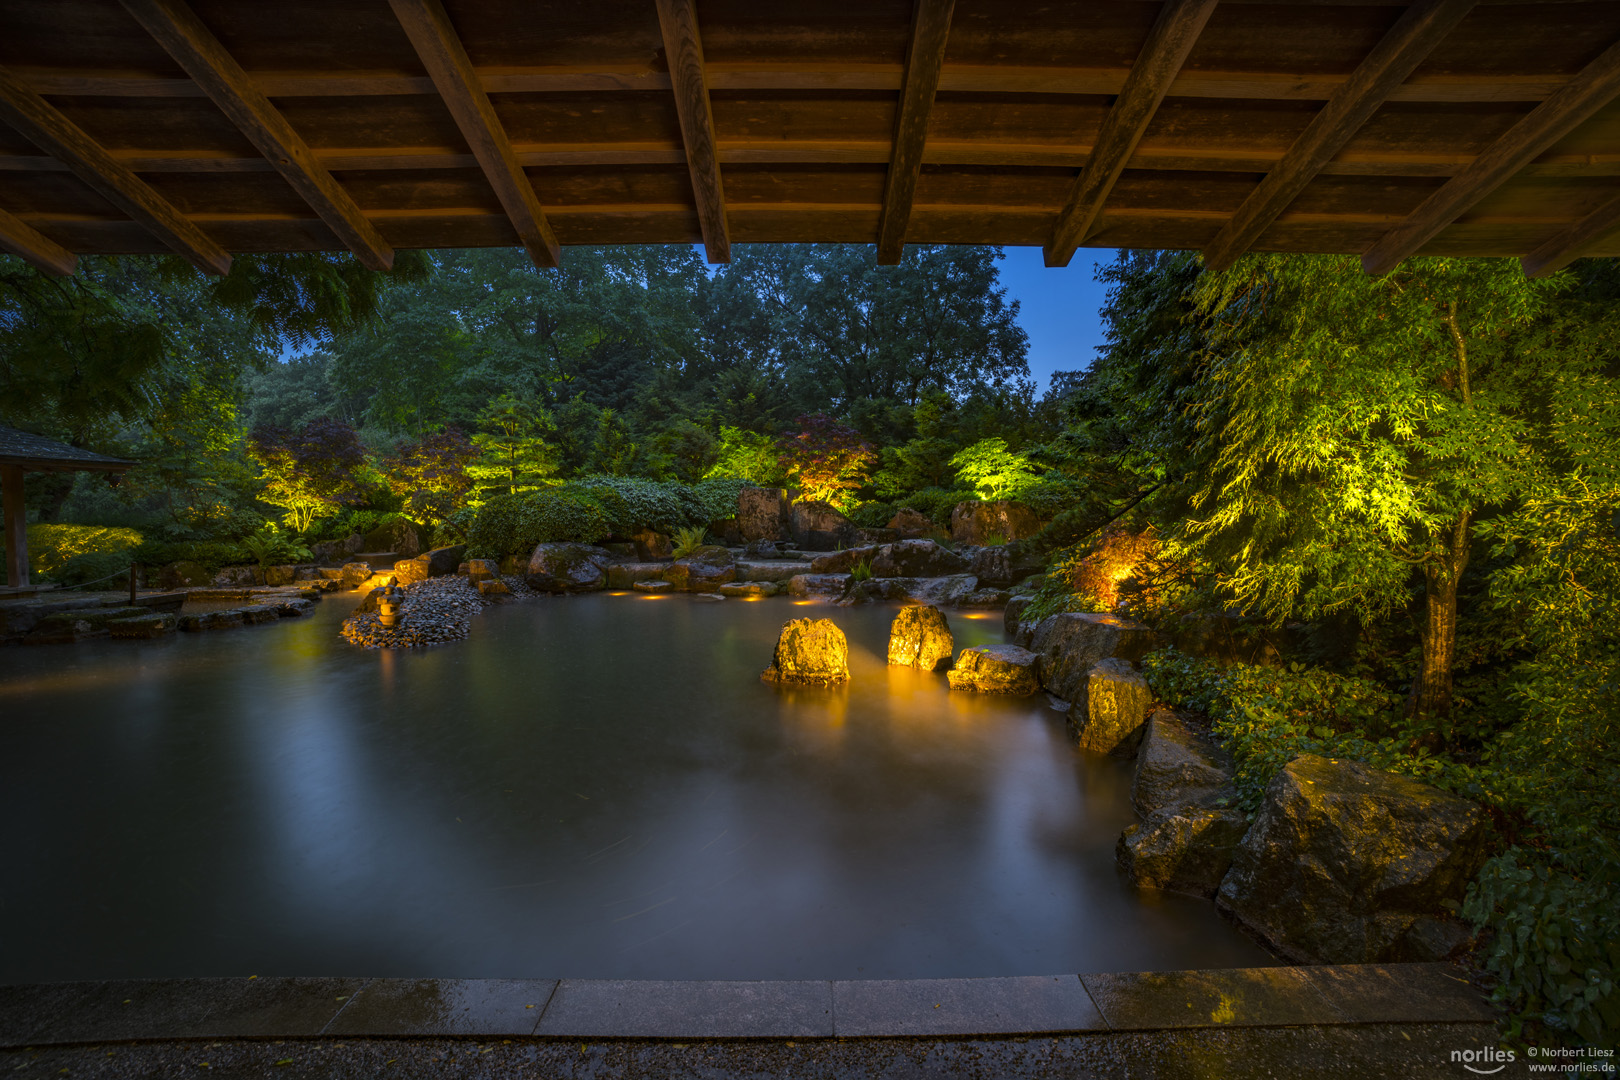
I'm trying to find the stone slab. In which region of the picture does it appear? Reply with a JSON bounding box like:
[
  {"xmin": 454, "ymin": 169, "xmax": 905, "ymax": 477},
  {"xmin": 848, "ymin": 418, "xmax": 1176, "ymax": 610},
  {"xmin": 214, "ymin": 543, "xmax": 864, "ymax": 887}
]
[
  {"xmin": 534, "ymin": 979, "xmax": 833, "ymax": 1038},
  {"xmin": 1300, "ymin": 963, "xmax": 1496, "ymax": 1024},
  {"xmin": 0, "ymin": 982, "xmax": 99, "ymax": 1046},
  {"xmin": 833, "ymin": 976, "xmax": 1106, "ymax": 1037},
  {"xmin": 1081, "ymin": 967, "xmax": 1336, "ymax": 1030},
  {"xmin": 11, "ymin": 977, "xmax": 361, "ymax": 1044},
  {"xmin": 324, "ymin": 978, "xmax": 555, "ymax": 1036}
]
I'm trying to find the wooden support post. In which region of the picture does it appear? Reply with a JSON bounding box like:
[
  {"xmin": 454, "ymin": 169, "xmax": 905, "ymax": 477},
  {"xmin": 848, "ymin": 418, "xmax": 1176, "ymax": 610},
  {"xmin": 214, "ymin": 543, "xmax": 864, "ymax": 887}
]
[
  {"xmin": 1521, "ymin": 190, "xmax": 1620, "ymax": 278},
  {"xmin": 1363, "ymin": 35, "xmax": 1620, "ymax": 275},
  {"xmin": 1043, "ymin": 0, "xmax": 1219, "ymax": 268},
  {"xmin": 655, "ymin": 0, "xmax": 730, "ymax": 264},
  {"xmin": 0, "ymin": 66, "xmax": 232, "ymax": 275},
  {"xmin": 120, "ymin": 0, "xmax": 395, "ymax": 271},
  {"xmin": 1202, "ymin": 0, "xmax": 1476, "ymax": 272},
  {"xmin": 2, "ymin": 464, "xmax": 26, "ymax": 588},
  {"xmin": 877, "ymin": 0, "xmax": 955, "ymax": 265}
]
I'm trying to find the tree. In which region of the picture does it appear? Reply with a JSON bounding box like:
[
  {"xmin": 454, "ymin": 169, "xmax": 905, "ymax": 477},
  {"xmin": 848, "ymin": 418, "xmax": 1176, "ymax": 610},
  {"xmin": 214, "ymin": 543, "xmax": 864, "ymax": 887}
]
[
  {"xmin": 707, "ymin": 425, "xmax": 787, "ymax": 486},
  {"xmin": 1183, "ymin": 254, "xmax": 1617, "ymax": 726},
  {"xmin": 248, "ymin": 419, "xmax": 367, "ymax": 532},
  {"xmin": 950, "ymin": 437, "xmax": 1041, "ymax": 500},
  {"xmin": 386, "ymin": 427, "xmax": 477, "ymax": 525},
  {"xmin": 465, "ymin": 394, "xmax": 559, "ymax": 497},
  {"xmin": 777, "ymin": 414, "xmax": 876, "ymax": 509}
]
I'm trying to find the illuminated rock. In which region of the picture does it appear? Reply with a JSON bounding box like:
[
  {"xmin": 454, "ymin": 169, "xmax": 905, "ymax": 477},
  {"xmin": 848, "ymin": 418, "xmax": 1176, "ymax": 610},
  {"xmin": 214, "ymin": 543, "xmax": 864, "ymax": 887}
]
[
  {"xmin": 887, "ymin": 604, "xmax": 953, "ymax": 671},
  {"xmin": 946, "ymin": 644, "xmax": 1040, "ymax": 695},
  {"xmin": 1217, "ymin": 754, "xmax": 1489, "ymax": 964},
  {"xmin": 526, "ymin": 542, "xmax": 612, "ymax": 593},
  {"xmin": 663, "ymin": 545, "xmax": 737, "ymax": 592},
  {"xmin": 738, "ymin": 487, "xmax": 791, "ymax": 542},
  {"xmin": 632, "ymin": 528, "xmax": 673, "ymax": 559},
  {"xmin": 341, "ymin": 560, "xmax": 376, "ymax": 588},
  {"xmin": 632, "ymin": 579, "xmax": 673, "ymax": 593},
  {"xmin": 466, "ymin": 558, "xmax": 500, "ymax": 583},
  {"xmin": 475, "ymin": 578, "xmax": 511, "ymax": 599},
  {"xmin": 719, "ymin": 581, "xmax": 778, "ymax": 597},
  {"xmin": 1027, "ymin": 611, "xmax": 1156, "ymax": 703},
  {"xmin": 1117, "ymin": 710, "xmax": 1245, "ymax": 897},
  {"xmin": 762, "ymin": 617, "xmax": 850, "ymax": 685},
  {"xmin": 789, "ymin": 500, "xmax": 857, "ymax": 551},
  {"xmin": 1072, "ymin": 658, "xmax": 1153, "ymax": 755},
  {"xmin": 949, "ymin": 500, "xmax": 1044, "ymax": 545}
]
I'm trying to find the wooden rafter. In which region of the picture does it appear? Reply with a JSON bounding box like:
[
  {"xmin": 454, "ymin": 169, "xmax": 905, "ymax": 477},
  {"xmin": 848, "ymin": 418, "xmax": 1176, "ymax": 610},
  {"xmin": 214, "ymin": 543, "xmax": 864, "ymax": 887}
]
[
  {"xmin": 1203, "ymin": 0, "xmax": 1476, "ymax": 272},
  {"xmin": 0, "ymin": 205, "xmax": 75, "ymax": 275},
  {"xmin": 120, "ymin": 0, "xmax": 392, "ymax": 271},
  {"xmin": 388, "ymin": 0, "xmax": 560, "ymax": 268},
  {"xmin": 877, "ymin": 0, "xmax": 955, "ymax": 265},
  {"xmin": 1363, "ymin": 36, "xmax": 1620, "ymax": 275},
  {"xmin": 1521, "ymin": 191, "xmax": 1620, "ymax": 278},
  {"xmin": 1043, "ymin": 0, "xmax": 1219, "ymax": 268},
  {"xmin": 0, "ymin": 66, "xmax": 230, "ymax": 275},
  {"xmin": 655, "ymin": 0, "xmax": 729, "ymax": 264}
]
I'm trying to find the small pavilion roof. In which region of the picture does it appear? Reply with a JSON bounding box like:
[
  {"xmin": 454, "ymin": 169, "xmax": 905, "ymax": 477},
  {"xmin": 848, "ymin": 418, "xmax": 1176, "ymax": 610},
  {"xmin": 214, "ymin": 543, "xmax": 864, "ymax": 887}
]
[{"xmin": 0, "ymin": 425, "xmax": 134, "ymax": 473}]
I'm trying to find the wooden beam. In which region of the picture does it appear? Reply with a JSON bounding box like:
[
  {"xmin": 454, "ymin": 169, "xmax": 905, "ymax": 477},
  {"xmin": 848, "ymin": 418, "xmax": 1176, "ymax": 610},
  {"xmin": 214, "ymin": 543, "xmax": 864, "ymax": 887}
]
[
  {"xmin": 877, "ymin": 0, "xmax": 954, "ymax": 264},
  {"xmin": 1203, "ymin": 0, "xmax": 1476, "ymax": 271},
  {"xmin": 120, "ymin": 0, "xmax": 393, "ymax": 271},
  {"xmin": 655, "ymin": 0, "xmax": 729, "ymax": 263},
  {"xmin": 1043, "ymin": 0, "xmax": 1220, "ymax": 268},
  {"xmin": 0, "ymin": 66, "xmax": 230, "ymax": 274},
  {"xmin": 1363, "ymin": 36, "xmax": 1620, "ymax": 275},
  {"xmin": 1521, "ymin": 191, "xmax": 1620, "ymax": 278},
  {"xmin": 0, "ymin": 206, "xmax": 76, "ymax": 275},
  {"xmin": 388, "ymin": 0, "xmax": 560, "ymax": 268}
]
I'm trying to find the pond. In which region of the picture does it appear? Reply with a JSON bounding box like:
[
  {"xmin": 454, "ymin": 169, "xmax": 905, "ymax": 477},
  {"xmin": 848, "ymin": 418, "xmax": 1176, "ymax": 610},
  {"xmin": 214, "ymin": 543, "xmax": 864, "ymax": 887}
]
[{"xmin": 0, "ymin": 591, "xmax": 1272, "ymax": 983}]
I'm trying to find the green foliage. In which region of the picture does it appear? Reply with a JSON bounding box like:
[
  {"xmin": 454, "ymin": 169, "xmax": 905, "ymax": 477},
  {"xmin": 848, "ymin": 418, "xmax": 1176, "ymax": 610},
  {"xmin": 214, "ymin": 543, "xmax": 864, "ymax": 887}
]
[
  {"xmin": 130, "ymin": 538, "xmax": 251, "ymax": 574},
  {"xmin": 4, "ymin": 524, "xmax": 143, "ymax": 580},
  {"xmin": 1015, "ymin": 478, "xmax": 1085, "ymax": 519},
  {"xmin": 950, "ymin": 437, "xmax": 1041, "ymax": 500},
  {"xmin": 386, "ymin": 427, "xmax": 476, "ymax": 525},
  {"xmin": 239, "ymin": 525, "xmax": 313, "ymax": 569},
  {"xmin": 777, "ymin": 414, "xmax": 876, "ymax": 509},
  {"xmin": 690, "ymin": 477, "xmax": 749, "ymax": 523},
  {"xmin": 49, "ymin": 550, "xmax": 135, "ymax": 588},
  {"xmin": 248, "ymin": 419, "xmax": 367, "ymax": 532},
  {"xmin": 895, "ymin": 487, "xmax": 971, "ymax": 529},
  {"xmin": 466, "ymin": 394, "xmax": 559, "ymax": 497},
  {"xmin": 575, "ymin": 475, "xmax": 690, "ymax": 534},
  {"xmin": 432, "ymin": 507, "xmax": 477, "ymax": 548},
  {"xmin": 850, "ymin": 557, "xmax": 873, "ymax": 582},
  {"xmin": 706, "ymin": 426, "xmax": 784, "ymax": 486},
  {"xmin": 848, "ymin": 501, "xmax": 895, "ymax": 528},
  {"xmin": 670, "ymin": 525, "xmax": 708, "ymax": 559},
  {"xmin": 465, "ymin": 487, "xmax": 612, "ymax": 558}
]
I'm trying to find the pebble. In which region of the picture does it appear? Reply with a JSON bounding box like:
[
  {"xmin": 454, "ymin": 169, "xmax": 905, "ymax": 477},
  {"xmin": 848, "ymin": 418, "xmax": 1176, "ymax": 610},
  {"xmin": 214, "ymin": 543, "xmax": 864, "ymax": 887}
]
[{"xmin": 340, "ymin": 575, "xmax": 536, "ymax": 651}]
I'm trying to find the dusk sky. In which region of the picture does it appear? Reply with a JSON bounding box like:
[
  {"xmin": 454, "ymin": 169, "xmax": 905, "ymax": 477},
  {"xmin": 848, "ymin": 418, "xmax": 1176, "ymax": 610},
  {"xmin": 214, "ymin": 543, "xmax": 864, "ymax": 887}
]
[{"xmin": 995, "ymin": 246, "xmax": 1118, "ymax": 394}]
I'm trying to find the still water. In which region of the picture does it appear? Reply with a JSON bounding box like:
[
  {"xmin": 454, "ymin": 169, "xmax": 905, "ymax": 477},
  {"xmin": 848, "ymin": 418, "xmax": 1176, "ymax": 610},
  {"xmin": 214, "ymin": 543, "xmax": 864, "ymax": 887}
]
[{"xmin": 0, "ymin": 592, "xmax": 1271, "ymax": 982}]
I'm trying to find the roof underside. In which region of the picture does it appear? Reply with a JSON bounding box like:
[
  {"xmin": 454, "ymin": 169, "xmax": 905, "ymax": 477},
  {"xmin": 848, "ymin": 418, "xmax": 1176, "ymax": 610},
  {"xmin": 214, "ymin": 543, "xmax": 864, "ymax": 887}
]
[
  {"xmin": 0, "ymin": 425, "xmax": 133, "ymax": 471},
  {"xmin": 0, "ymin": 0, "xmax": 1618, "ymax": 277}
]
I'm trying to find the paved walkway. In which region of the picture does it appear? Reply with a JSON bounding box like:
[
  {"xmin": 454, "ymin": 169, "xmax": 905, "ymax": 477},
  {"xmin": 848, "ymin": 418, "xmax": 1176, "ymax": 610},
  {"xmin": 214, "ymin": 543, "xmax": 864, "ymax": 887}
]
[{"xmin": 2, "ymin": 965, "xmax": 1510, "ymax": 1078}]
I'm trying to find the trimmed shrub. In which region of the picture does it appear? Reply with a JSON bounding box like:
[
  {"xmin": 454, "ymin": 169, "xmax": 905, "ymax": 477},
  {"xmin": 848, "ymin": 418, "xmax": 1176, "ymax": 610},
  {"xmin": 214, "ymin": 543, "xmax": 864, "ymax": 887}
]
[
  {"xmin": 849, "ymin": 500, "xmax": 896, "ymax": 528},
  {"xmin": 467, "ymin": 487, "xmax": 612, "ymax": 558},
  {"xmin": 691, "ymin": 477, "xmax": 750, "ymax": 523},
  {"xmin": 2, "ymin": 523, "xmax": 142, "ymax": 581},
  {"xmin": 896, "ymin": 487, "xmax": 973, "ymax": 527},
  {"xmin": 575, "ymin": 475, "xmax": 693, "ymax": 534},
  {"xmin": 50, "ymin": 549, "xmax": 135, "ymax": 588},
  {"xmin": 433, "ymin": 507, "xmax": 477, "ymax": 548}
]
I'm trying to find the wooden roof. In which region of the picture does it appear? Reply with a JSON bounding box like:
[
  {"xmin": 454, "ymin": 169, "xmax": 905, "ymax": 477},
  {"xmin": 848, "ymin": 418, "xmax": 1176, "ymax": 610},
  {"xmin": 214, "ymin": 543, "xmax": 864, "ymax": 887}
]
[
  {"xmin": 1, "ymin": 0, "xmax": 1618, "ymax": 279},
  {"xmin": 0, "ymin": 425, "xmax": 133, "ymax": 472}
]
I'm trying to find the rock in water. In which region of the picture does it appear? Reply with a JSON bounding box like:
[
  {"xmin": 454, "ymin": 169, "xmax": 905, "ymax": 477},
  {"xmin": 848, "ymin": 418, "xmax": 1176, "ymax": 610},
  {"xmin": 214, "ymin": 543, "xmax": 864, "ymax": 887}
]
[
  {"xmin": 887, "ymin": 604, "xmax": 953, "ymax": 671},
  {"xmin": 1027, "ymin": 612, "xmax": 1156, "ymax": 702},
  {"xmin": 1072, "ymin": 658, "xmax": 1153, "ymax": 754},
  {"xmin": 1216, "ymin": 754, "xmax": 1490, "ymax": 964},
  {"xmin": 526, "ymin": 543, "xmax": 612, "ymax": 593},
  {"xmin": 762, "ymin": 618, "xmax": 850, "ymax": 685},
  {"xmin": 968, "ymin": 543, "xmax": 1044, "ymax": 588},
  {"xmin": 663, "ymin": 545, "xmax": 737, "ymax": 592},
  {"xmin": 946, "ymin": 644, "xmax": 1040, "ymax": 694},
  {"xmin": 786, "ymin": 573, "xmax": 851, "ymax": 598},
  {"xmin": 1117, "ymin": 710, "xmax": 1247, "ymax": 897}
]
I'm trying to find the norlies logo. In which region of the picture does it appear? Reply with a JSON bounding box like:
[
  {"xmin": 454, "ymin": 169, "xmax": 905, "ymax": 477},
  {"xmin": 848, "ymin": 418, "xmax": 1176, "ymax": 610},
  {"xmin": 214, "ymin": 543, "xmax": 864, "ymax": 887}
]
[{"xmin": 1453, "ymin": 1046, "xmax": 1517, "ymax": 1075}]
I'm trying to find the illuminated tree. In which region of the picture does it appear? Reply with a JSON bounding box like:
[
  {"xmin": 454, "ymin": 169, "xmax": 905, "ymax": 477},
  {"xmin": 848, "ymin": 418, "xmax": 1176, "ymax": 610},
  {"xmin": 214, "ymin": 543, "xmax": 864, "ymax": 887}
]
[
  {"xmin": 248, "ymin": 419, "xmax": 366, "ymax": 532},
  {"xmin": 466, "ymin": 394, "xmax": 559, "ymax": 498},
  {"xmin": 386, "ymin": 427, "xmax": 477, "ymax": 525},
  {"xmin": 776, "ymin": 414, "xmax": 876, "ymax": 508},
  {"xmin": 949, "ymin": 437, "xmax": 1041, "ymax": 500},
  {"xmin": 706, "ymin": 425, "xmax": 785, "ymax": 486}
]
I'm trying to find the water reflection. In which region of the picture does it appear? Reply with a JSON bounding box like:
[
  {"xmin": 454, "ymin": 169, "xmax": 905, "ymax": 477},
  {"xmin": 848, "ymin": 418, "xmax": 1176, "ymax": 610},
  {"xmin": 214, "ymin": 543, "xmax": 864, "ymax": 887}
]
[{"xmin": 0, "ymin": 593, "xmax": 1272, "ymax": 982}]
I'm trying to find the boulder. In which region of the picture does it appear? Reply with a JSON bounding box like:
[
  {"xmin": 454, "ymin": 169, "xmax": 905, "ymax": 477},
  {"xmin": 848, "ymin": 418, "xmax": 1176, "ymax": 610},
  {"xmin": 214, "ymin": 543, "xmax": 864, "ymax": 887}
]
[
  {"xmin": 738, "ymin": 487, "xmax": 791, "ymax": 543},
  {"xmin": 1027, "ymin": 611, "xmax": 1156, "ymax": 703},
  {"xmin": 108, "ymin": 612, "xmax": 177, "ymax": 639},
  {"xmin": 607, "ymin": 562, "xmax": 668, "ymax": 588},
  {"xmin": 719, "ymin": 581, "xmax": 778, "ymax": 598},
  {"xmin": 886, "ymin": 604, "xmax": 953, "ymax": 671},
  {"xmin": 632, "ymin": 528, "xmax": 673, "ymax": 559},
  {"xmin": 466, "ymin": 558, "xmax": 500, "ymax": 584},
  {"xmin": 160, "ymin": 560, "xmax": 213, "ymax": 589},
  {"xmin": 789, "ymin": 500, "xmax": 858, "ymax": 551},
  {"xmin": 310, "ymin": 534, "xmax": 364, "ymax": 564},
  {"xmin": 212, "ymin": 566, "xmax": 256, "ymax": 587},
  {"xmin": 1216, "ymin": 754, "xmax": 1491, "ymax": 964},
  {"xmin": 601, "ymin": 542, "xmax": 636, "ymax": 557},
  {"xmin": 969, "ymin": 543, "xmax": 1044, "ymax": 588},
  {"xmin": 1132, "ymin": 709, "xmax": 1235, "ymax": 816},
  {"xmin": 526, "ymin": 543, "xmax": 612, "ymax": 593},
  {"xmin": 1118, "ymin": 806, "xmax": 1250, "ymax": 898},
  {"xmin": 809, "ymin": 545, "xmax": 880, "ymax": 574},
  {"xmin": 710, "ymin": 517, "xmax": 744, "ymax": 546},
  {"xmin": 500, "ymin": 554, "xmax": 527, "ymax": 577},
  {"xmin": 841, "ymin": 574, "xmax": 978, "ymax": 608},
  {"xmin": 1394, "ymin": 915, "xmax": 1474, "ymax": 962},
  {"xmin": 743, "ymin": 539, "xmax": 781, "ymax": 559},
  {"xmin": 886, "ymin": 507, "xmax": 933, "ymax": 536},
  {"xmin": 272, "ymin": 596, "xmax": 314, "ymax": 617},
  {"xmin": 340, "ymin": 561, "xmax": 374, "ymax": 589},
  {"xmin": 959, "ymin": 587, "xmax": 1011, "ymax": 607},
  {"xmin": 761, "ymin": 617, "xmax": 850, "ymax": 685},
  {"xmin": 856, "ymin": 527, "xmax": 900, "ymax": 545},
  {"xmin": 240, "ymin": 603, "xmax": 281, "ymax": 625},
  {"xmin": 392, "ymin": 555, "xmax": 430, "ymax": 587},
  {"xmin": 950, "ymin": 500, "xmax": 1045, "ymax": 545},
  {"xmin": 787, "ymin": 573, "xmax": 851, "ymax": 598},
  {"xmin": 179, "ymin": 609, "xmax": 246, "ymax": 632},
  {"xmin": 423, "ymin": 544, "xmax": 467, "ymax": 577},
  {"xmin": 476, "ymin": 578, "xmax": 511, "ymax": 599},
  {"xmin": 947, "ymin": 645, "xmax": 1041, "ymax": 695},
  {"xmin": 1004, "ymin": 594, "xmax": 1033, "ymax": 638},
  {"xmin": 363, "ymin": 520, "xmax": 421, "ymax": 559},
  {"xmin": 663, "ymin": 545, "xmax": 737, "ymax": 592},
  {"xmin": 870, "ymin": 539, "xmax": 969, "ymax": 578},
  {"xmin": 353, "ymin": 586, "xmax": 386, "ymax": 615},
  {"xmin": 738, "ymin": 560, "xmax": 813, "ymax": 583},
  {"xmin": 1072, "ymin": 658, "xmax": 1153, "ymax": 755},
  {"xmin": 632, "ymin": 579, "xmax": 673, "ymax": 593}
]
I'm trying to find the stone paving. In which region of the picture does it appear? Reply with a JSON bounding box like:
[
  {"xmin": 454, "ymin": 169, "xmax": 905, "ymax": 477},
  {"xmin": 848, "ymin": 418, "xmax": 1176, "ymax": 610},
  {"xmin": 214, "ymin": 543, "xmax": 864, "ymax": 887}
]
[{"xmin": 0, "ymin": 965, "xmax": 1511, "ymax": 1078}]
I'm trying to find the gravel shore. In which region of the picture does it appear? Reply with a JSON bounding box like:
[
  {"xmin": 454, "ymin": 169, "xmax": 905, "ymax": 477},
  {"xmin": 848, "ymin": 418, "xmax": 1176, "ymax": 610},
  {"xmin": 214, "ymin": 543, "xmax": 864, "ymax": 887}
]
[{"xmin": 339, "ymin": 574, "xmax": 533, "ymax": 649}]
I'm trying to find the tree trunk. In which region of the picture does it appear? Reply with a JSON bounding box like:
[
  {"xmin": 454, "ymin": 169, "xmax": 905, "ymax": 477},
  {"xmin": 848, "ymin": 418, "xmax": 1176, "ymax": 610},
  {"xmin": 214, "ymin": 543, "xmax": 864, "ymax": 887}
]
[{"xmin": 1409, "ymin": 510, "xmax": 1471, "ymax": 723}]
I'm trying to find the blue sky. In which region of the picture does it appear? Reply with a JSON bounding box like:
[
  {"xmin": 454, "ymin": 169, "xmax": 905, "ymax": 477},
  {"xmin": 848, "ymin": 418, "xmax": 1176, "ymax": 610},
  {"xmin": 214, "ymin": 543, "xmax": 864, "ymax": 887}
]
[{"xmin": 994, "ymin": 246, "xmax": 1118, "ymax": 393}]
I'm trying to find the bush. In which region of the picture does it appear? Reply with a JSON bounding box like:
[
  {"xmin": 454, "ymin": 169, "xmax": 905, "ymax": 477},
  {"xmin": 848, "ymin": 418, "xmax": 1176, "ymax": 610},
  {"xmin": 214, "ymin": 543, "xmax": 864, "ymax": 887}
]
[
  {"xmin": 3, "ymin": 524, "xmax": 143, "ymax": 581},
  {"xmin": 466, "ymin": 487, "xmax": 612, "ymax": 558},
  {"xmin": 1016, "ymin": 478, "xmax": 1085, "ymax": 519},
  {"xmin": 849, "ymin": 500, "xmax": 895, "ymax": 528},
  {"xmin": 692, "ymin": 476, "xmax": 749, "ymax": 523},
  {"xmin": 576, "ymin": 475, "xmax": 695, "ymax": 534},
  {"xmin": 50, "ymin": 549, "xmax": 135, "ymax": 588},
  {"xmin": 130, "ymin": 538, "xmax": 251, "ymax": 573},
  {"xmin": 896, "ymin": 487, "xmax": 972, "ymax": 528},
  {"xmin": 670, "ymin": 525, "xmax": 708, "ymax": 559},
  {"xmin": 432, "ymin": 507, "xmax": 477, "ymax": 548}
]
